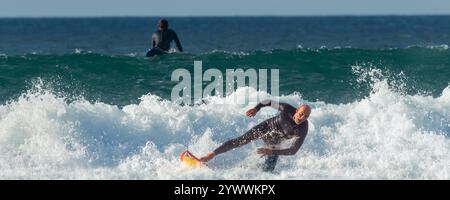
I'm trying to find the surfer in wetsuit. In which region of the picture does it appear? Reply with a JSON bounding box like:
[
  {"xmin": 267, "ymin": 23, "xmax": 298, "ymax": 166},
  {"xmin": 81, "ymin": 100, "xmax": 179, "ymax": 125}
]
[
  {"xmin": 199, "ymin": 100, "xmax": 311, "ymax": 172},
  {"xmin": 146, "ymin": 19, "xmax": 183, "ymax": 57}
]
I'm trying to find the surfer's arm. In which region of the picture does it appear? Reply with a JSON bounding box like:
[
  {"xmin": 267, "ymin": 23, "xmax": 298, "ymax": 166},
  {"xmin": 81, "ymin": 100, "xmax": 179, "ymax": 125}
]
[
  {"xmin": 151, "ymin": 33, "xmax": 156, "ymax": 47},
  {"xmin": 254, "ymin": 100, "xmax": 289, "ymax": 111},
  {"xmin": 173, "ymin": 31, "xmax": 183, "ymax": 52},
  {"xmin": 247, "ymin": 100, "xmax": 282, "ymax": 117},
  {"xmin": 271, "ymin": 135, "xmax": 306, "ymax": 156}
]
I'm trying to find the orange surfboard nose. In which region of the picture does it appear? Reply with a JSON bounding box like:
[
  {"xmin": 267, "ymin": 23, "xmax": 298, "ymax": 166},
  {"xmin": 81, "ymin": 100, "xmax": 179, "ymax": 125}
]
[{"xmin": 180, "ymin": 149, "xmax": 202, "ymax": 167}]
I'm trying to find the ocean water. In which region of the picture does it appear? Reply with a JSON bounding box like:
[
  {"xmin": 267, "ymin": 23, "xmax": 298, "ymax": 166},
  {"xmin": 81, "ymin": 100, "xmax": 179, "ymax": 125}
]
[{"xmin": 0, "ymin": 17, "xmax": 449, "ymax": 179}]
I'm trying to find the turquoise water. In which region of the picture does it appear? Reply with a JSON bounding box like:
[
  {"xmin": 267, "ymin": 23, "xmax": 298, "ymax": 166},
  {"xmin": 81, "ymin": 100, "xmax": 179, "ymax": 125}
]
[{"xmin": 1, "ymin": 47, "xmax": 449, "ymax": 105}]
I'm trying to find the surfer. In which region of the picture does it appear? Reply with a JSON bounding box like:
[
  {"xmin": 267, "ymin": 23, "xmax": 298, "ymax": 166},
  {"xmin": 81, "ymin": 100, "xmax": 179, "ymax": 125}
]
[
  {"xmin": 146, "ymin": 19, "xmax": 183, "ymax": 57},
  {"xmin": 199, "ymin": 100, "xmax": 311, "ymax": 172}
]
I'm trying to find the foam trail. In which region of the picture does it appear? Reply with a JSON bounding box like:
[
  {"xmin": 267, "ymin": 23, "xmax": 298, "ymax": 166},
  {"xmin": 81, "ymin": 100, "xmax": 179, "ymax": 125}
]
[{"xmin": 0, "ymin": 74, "xmax": 449, "ymax": 179}]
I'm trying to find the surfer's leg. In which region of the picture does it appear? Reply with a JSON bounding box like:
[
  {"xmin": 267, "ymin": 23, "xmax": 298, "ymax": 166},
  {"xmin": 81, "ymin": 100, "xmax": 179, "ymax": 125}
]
[
  {"xmin": 262, "ymin": 154, "xmax": 279, "ymax": 172},
  {"xmin": 213, "ymin": 120, "xmax": 272, "ymax": 155},
  {"xmin": 146, "ymin": 49, "xmax": 157, "ymax": 57},
  {"xmin": 146, "ymin": 48, "xmax": 164, "ymax": 57}
]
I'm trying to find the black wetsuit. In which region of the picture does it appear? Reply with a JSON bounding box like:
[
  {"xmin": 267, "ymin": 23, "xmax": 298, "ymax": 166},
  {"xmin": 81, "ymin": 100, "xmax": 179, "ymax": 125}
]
[
  {"xmin": 146, "ymin": 28, "xmax": 183, "ymax": 57},
  {"xmin": 213, "ymin": 100, "xmax": 309, "ymax": 172}
]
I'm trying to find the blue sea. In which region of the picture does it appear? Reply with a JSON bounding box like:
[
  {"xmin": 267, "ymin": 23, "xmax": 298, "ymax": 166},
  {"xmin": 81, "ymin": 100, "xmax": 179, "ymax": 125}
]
[{"xmin": 0, "ymin": 16, "xmax": 449, "ymax": 179}]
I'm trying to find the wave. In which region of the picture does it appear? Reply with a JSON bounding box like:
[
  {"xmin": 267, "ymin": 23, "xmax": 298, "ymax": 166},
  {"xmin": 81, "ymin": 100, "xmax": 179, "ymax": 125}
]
[
  {"xmin": 2, "ymin": 46, "xmax": 450, "ymax": 63},
  {"xmin": 0, "ymin": 68, "xmax": 449, "ymax": 179},
  {"xmin": 1, "ymin": 46, "xmax": 450, "ymax": 106}
]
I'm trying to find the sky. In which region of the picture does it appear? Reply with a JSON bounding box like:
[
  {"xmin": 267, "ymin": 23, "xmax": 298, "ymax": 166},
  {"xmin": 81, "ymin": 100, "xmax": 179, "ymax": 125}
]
[{"xmin": 1, "ymin": 0, "xmax": 450, "ymax": 17}]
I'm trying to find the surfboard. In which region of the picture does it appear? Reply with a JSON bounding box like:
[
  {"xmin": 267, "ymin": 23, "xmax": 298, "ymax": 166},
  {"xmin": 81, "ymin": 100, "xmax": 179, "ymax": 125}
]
[{"xmin": 179, "ymin": 149, "xmax": 203, "ymax": 168}]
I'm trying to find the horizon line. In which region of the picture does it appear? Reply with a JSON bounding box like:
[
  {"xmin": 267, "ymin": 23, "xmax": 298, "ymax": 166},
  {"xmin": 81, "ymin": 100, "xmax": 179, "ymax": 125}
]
[{"xmin": 1, "ymin": 14, "xmax": 450, "ymax": 19}]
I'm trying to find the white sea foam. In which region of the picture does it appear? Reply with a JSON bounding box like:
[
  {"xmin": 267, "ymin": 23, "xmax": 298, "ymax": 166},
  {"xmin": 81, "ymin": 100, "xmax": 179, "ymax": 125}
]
[
  {"xmin": 0, "ymin": 71, "xmax": 449, "ymax": 179},
  {"xmin": 426, "ymin": 44, "xmax": 449, "ymax": 50},
  {"xmin": 405, "ymin": 44, "xmax": 449, "ymax": 51}
]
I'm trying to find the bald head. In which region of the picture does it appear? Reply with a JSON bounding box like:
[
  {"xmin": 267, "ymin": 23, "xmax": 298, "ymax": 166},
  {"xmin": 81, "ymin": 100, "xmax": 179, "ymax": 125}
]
[{"xmin": 293, "ymin": 104, "xmax": 311, "ymax": 124}]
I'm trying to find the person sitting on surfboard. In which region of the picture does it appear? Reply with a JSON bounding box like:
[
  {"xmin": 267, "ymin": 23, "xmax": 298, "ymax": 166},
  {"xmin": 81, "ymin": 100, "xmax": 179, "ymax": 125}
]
[
  {"xmin": 146, "ymin": 19, "xmax": 183, "ymax": 57},
  {"xmin": 199, "ymin": 100, "xmax": 311, "ymax": 172}
]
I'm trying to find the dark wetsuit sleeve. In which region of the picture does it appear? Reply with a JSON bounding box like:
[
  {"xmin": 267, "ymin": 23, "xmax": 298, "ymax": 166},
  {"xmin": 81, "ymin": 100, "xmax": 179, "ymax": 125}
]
[
  {"xmin": 152, "ymin": 33, "xmax": 156, "ymax": 48},
  {"xmin": 173, "ymin": 31, "xmax": 183, "ymax": 52},
  {"xmin": 151, "ymin": 33, "xmax": 156, "ymax": 48},
  {"xmin": 271, "ymin": 135, "xmax": 306, "ymax": 155},
  {"xmin": 254, "ymin": 100, "xmax": 287, "ymax": 111},
  {"xmin": 213, "ymin": 119, "xmax": 271, "ymax": 155}
]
